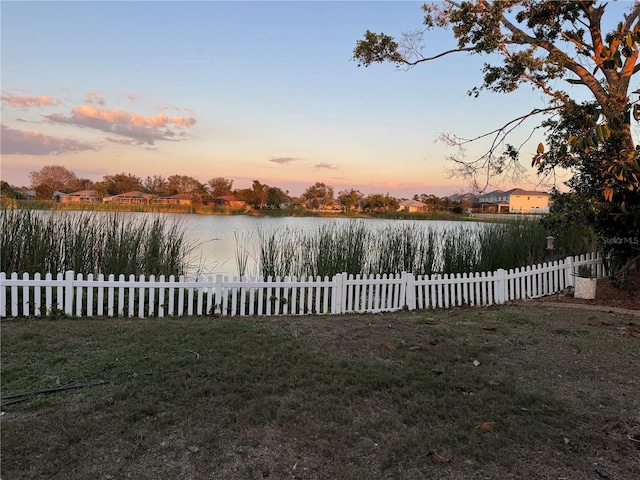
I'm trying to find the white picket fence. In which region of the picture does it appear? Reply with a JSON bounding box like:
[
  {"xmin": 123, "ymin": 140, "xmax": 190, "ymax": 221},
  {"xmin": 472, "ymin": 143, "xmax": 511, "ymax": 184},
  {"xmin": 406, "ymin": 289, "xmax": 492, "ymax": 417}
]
[{"xmin": 0, "ymin": 253, "xmax": 604, "ymax": 318}]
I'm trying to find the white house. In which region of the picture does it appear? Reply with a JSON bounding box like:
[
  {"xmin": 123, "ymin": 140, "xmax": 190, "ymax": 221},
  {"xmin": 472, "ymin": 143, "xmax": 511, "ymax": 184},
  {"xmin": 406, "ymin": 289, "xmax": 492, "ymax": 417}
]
[
  {"xmin": 478, "ymin": 188, "xmax": 550, "ymax": 213},
  {"xmin": 507, "ymin": 189, "xmax": 550, "ymax": 213},
  {"xmin": 399, "ymin": 199, "xmax": 429, "ymax": 213}
]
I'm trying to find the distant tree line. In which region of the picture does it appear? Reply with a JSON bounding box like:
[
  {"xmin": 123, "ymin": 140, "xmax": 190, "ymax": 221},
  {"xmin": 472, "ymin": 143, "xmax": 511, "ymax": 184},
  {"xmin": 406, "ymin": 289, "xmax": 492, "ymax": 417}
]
[{"xmin": 3, "ymin": 164, "xmax": 467, "ymax": 213}]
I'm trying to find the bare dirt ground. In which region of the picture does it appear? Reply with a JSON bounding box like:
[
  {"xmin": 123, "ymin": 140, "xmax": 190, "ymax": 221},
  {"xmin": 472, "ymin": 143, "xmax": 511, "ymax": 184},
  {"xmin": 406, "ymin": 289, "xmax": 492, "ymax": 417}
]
[{"xmin": 519, "ymin": 273, "xmax": 640, "ymax": 315}]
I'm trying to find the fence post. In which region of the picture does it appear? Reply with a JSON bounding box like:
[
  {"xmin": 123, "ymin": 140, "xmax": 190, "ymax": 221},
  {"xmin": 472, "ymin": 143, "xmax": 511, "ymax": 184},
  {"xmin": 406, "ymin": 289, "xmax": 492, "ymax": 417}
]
[
  {"xmin": 333, "ymin": 273, "xmax": 343, "ymax": 314},
  {"xmin": 565, "ymin": 256, "xmax": 575, "ymax": 287},
  {"xmin": 64, "ymin": 270, "xmax": 75, "ymax": 316},
  {"xmin": 495, "ymin": 269, "xmax": 506, "ymax": 304},
  {"xmin": 214, "ymin": 274, "xmax": 223, "ymax": 314},
  {"xmin": 405, "ymin": 272, "xmax": 416, "ymax": 310}
]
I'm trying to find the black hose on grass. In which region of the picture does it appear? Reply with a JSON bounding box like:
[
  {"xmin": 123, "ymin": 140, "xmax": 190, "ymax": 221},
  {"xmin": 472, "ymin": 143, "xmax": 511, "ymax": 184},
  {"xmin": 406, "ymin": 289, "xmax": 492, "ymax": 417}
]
[{"xmin": 0, "ymin": 350, "xmax": 201, "ymax": 407}]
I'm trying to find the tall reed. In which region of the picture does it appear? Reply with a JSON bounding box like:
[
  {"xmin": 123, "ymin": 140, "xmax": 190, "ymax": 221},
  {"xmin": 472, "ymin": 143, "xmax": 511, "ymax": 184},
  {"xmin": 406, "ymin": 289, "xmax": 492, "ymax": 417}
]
[
  {"xmin": 0, "ymin": 209, "xmax": 197, "ymax": 276},
  {"xmin": 263, "ymin": 222, "xmax": 373, "ymax": 278},
  {"xmin": 252, "ymin": 218, "xmax": 594, "ymax": 278},
  {"xmin": 234, "ymin": 231, "xmax": 255, "ymax": 278}
]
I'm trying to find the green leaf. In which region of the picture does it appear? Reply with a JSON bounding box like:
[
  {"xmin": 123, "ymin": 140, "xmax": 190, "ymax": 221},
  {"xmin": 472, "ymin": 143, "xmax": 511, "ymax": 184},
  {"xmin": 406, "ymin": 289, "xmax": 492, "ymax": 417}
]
[
  {"xmin": 625, "ymin": 33, "xmax": 635, "ymax": 48},
  {"xmin": 614, "ymin": 51, "xmax": 623, "ymax": 68}
]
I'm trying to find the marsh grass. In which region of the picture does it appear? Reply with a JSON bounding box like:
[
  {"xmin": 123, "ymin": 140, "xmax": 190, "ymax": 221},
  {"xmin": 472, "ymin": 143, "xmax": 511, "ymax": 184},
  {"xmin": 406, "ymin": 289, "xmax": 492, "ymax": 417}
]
[
  {"xmin": 255, "ymin": 219, "xmax": 595, "ymax": 278},
  {"xmin": 233, "ymin": 231, "xmax": 254, "ymax": 278},
  {"xmin": 10, "ymin": 200, "xmax": 249, "ymax": 215},
  {"xmin": 0, "ymin": 209, "xmax": 197, "ymax": 276},
  {"xmin": 1, "ymin": 306, "xmax": 638, "ymax": 479}
]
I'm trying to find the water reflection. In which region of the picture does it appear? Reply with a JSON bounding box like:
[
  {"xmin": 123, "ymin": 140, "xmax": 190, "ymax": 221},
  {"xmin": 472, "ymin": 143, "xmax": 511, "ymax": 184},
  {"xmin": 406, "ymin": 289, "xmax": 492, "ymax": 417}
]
[{"xmin": 174, "ymin": 214, "xmax": 483, "ymax": 277}]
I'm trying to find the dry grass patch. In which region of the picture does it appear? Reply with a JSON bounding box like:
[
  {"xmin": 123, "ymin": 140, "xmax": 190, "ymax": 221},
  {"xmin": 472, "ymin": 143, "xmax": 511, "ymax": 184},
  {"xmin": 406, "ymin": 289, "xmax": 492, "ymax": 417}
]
[{"xmin": 2, "ymin": 305, "xmax": 639, "ymax": 479}]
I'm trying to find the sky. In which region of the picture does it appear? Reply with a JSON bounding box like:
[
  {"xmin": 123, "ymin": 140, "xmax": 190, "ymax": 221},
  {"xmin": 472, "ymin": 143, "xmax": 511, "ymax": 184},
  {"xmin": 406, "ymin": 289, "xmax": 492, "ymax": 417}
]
[{"xmin": 1, "ymin": 0, "xmax": 629, "ymax": 198}]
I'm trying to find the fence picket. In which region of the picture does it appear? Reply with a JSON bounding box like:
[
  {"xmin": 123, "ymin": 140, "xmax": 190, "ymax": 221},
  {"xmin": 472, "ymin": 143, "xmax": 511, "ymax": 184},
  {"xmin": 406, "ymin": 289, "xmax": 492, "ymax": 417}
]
[
  {"xmin": 291, "ymin": 277, "xmax": 299, "ymax": 314},
  {"xmin": 310, "ymin": 277, "xmax": 318, "ymax": 313},
  {"xmin": 97, "ymin": 274, "xmax": 104, "ymax": 316},
  {"xmin": 230, "ymin": 283, "xmax": 238, "ymax": 316},
  {"xmin": 197, "ymin": 280, "xmax": 204, "ymax": 316},
  {"xmin": 74, "ymin": 273, "xmax": 82, "ymax": 317},
  {"xmin": 0, "ymin": 253, "xmax": 605, "ymax": 319},
  {"xmin": 248, "ymin": 281, "xmax": 256, "ymax": 315},
  {"xmin": 0, "ymin": 272, "xmax": 5, "ymax": 317},
  {"xmin": 33, "ymin": 273, "xmax": 41, "ymax": 316},
  {"xmin": 21, "ymin": 272, "xmax": 30, "ymax": 316},
  {"xmin": 108, "ymin": 275, "xmax": 115, "ymax": 316},
  {"xmin": 148, "ymin": 275, "xmax": 156, "ymax": 317}
]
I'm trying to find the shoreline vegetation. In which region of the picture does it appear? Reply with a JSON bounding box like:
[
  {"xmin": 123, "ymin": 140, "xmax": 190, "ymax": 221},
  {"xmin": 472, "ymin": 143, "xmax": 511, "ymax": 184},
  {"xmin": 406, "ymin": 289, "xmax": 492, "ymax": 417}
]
[
  {"xmin": 0, "ymin": 209, "xmax": 197, "ymax": 277},
  {"xmin": 1, "ymin": 198, "xmax": 485, "ymax": 221},
  {"xmin": 1, "ymin": 207, "xmax": 595, "ymax": 279},
  {"xmin": 252, "ymin": 220, "xmax": 595, "ymax": 279}
]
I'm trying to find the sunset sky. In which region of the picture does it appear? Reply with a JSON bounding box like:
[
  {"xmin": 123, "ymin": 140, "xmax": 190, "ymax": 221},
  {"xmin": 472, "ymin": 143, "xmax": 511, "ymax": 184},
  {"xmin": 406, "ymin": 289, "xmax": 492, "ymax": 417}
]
[{"xmin": 1, "ymin": 0, "xmax": 612, "ymax": 198}]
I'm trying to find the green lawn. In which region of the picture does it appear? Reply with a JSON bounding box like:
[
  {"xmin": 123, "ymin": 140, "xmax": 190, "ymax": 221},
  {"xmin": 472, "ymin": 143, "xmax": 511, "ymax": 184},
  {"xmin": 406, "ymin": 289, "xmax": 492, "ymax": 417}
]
[{"xmin": 2, "ymin": 305, "xmax": 639, "ymax": 479}]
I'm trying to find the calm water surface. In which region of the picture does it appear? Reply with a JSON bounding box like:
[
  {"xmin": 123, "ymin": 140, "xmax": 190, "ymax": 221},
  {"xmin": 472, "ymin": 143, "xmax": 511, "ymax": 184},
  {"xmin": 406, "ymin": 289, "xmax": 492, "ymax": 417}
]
[
  {"xmin": 157, "ymin": 214, "xmax": 484, "ymax": 277},
  {"xmin": 41, "ymin": 211, "xmax": 485, "ymax": 277}
]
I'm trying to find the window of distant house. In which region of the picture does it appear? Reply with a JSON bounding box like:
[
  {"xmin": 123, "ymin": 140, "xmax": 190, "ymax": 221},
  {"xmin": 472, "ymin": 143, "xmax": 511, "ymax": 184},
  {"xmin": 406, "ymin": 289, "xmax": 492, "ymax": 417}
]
[{"xmin": 527, "ymin": 196, "xmax": 530, "ymax": 200}]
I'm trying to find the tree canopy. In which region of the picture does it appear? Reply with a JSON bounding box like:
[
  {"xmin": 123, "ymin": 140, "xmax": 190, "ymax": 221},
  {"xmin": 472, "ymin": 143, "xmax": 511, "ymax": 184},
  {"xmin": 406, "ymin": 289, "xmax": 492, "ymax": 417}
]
[
  {"xmin": 207, "ymin": 177, "xmax": 234, "ymax": 197},
  {"xmin": 28, "ymin": 165, "xmax": 79, "ymax": 193},
  {"xmin": 94, "ymin": 173, "xmax": 144, "ymax": 196},
  {"xmin": 354, "ymin": 0, "xmax": 639, "ymax": 272},
  {"xmin": 353, "ymin": 0, "xmax": 639, "ymax": 195},
  {"xmin": 0, "ymin": 181, "xmax": 24, "ymax": 200},
  {"xmin": 302, "ymin": 182, "xmax": 335, "ymax": 209},
  {"xmin": 338, "ymin": 189, "xmax": 364, "ymax": 211}
]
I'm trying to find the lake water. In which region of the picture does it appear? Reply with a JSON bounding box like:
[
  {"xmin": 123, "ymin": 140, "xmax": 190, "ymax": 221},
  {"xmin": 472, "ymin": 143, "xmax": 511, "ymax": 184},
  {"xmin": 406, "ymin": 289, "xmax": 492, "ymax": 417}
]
[
  {"xmin": 33, "ymin": 211, "xmax": 486, "ymax": 277},
  {"xmin": 148, "ymin": 213, "xmax": 485, "ymax": 277}
]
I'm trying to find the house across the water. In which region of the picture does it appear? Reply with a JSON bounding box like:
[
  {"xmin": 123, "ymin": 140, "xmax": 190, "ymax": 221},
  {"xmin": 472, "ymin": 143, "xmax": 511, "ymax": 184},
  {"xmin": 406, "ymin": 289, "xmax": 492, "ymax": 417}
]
[
  {"xmin": 60, "ymin": 190, "xmax": 102, "ymax": 203},
  {"xmin": 103, "ymin": 191, "xmax": 153, "ymax": 205},
  {"xmin": 152, "ymin": 193, "xmax": 194, "ymax": 205},
  {"xmin": 477, "ymin": 188, "xmax": 550, "ymax": 213},
  {"xmin": 203, "ymin": 195, "xmax": 246, "ymax": 209},
  {"xmin": 398, "ymin": 199, "xmax": 429, "ymax": 213}
]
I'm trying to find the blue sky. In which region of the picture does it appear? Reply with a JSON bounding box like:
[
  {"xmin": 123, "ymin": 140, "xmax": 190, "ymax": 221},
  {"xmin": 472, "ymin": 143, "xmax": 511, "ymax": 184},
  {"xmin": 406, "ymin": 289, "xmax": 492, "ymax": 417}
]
[{"xmin": 1, "ymin": 0, "xmax": 616, "ymax": 197}]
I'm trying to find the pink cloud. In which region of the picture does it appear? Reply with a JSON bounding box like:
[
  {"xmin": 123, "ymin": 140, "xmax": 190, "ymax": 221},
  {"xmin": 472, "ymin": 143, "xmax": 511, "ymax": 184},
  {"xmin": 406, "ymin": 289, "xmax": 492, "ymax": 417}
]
[
  {"xmin": 0, "ymin": 124, "xmax": 97, "ymax": 155},
  {"xmin": 314, "ymin": 163, "xmax": 338, "ymax": 170},
  {"xmin": 1, "ymin": 95, "xmax": 60, "ymax": 108},
  {"xmin": 126, "ymin": 92, "xmax": 140, "ymax": 102},
  {"xmin": 85, "ymin": 91, "xmax": 105, "ymax": 105},
  {"xmin": 46, "ymin": 105, "xmax": 197, "ymax": 145},
  {"xmin": 269, "ymin": 157, "xmax": 302, "ymax": 165},
  {"xmin": 105, "ymin": 136, "xmax": 135, "ymax": 145},
  {"xmin": 169, "ymin": 116, "xmax": 197, "ymax": 128}
]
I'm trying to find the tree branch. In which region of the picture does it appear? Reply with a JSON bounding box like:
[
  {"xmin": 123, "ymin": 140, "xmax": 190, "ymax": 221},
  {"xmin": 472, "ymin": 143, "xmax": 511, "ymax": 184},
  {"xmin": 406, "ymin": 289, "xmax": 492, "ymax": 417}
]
[
  {"xmin": 623, "ymin": 2, "xmax": 640, "ymax": 32},
  {"xmin": 560, "ymin": 30, "xmax": 590, "ymax": 53},
  {"xmin": 397, "ymin": 47, "xmax": 477, "ymax": 66},
  {"xmin": 441, "ymin": 106, "xmax": 560, "ymax": 192}
]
